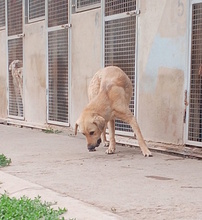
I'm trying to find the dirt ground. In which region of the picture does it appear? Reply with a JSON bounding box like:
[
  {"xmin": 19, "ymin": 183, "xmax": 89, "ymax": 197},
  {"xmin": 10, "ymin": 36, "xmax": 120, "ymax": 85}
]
[{"xmin": 0, "ymin": 124, "xmax": 202, "ymax": 219}]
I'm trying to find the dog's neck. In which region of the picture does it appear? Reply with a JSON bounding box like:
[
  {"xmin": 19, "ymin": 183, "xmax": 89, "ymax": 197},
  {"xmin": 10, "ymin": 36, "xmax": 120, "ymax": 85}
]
[{"xmin": 86, "ymin": 91, "xmax": 113, "ymax": 121}]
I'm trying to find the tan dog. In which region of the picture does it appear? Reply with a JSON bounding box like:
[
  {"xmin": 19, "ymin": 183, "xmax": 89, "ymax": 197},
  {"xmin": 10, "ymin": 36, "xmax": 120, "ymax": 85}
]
[
  {"xmin": 75, "ymin": 66, "xmax": 152, "ymax": 157},
  {"xmin": 9, "ymin": 60, "xmax": 23, "ymax": 117}
]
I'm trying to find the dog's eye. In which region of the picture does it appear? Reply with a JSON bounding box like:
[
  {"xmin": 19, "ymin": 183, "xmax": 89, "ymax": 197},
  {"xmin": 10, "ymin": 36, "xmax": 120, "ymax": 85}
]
[
  {"xmin": 82, "ymin": 133, "xmax": 85, "ymax": 136},
  {"xmin": 89, "ymin": 131, "xmax": 94, "ymax": 135}
]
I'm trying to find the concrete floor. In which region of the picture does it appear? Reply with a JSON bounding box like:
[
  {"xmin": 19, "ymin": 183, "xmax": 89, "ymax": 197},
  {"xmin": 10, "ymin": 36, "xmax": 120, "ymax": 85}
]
[{"xmin": 0, "ymin": 124, "xmax": 202, "ymax": 219}]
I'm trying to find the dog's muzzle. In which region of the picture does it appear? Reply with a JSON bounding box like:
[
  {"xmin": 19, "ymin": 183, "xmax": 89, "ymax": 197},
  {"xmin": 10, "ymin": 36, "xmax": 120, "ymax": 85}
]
[{"xmin": 88, "ymin": 138, "xmax": 101, "ymax": 152}]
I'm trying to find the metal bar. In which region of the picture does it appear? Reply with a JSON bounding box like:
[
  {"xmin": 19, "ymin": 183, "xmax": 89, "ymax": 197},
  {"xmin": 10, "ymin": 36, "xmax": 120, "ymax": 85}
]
[
  {"xmin": 46, "ymin": 120, "xmax": 69, "ymax": 127},
  {"xmin": 105, "ymin": 10, "xmax": 139, "ymax": 22}
]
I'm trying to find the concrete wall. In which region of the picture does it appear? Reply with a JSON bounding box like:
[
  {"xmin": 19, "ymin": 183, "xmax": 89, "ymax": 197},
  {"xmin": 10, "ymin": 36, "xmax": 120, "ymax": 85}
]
[
  {"xmin": 70, "ymin": 8, "xmax": 102, "ymax": 126},
  {"xmin": 24, "ymin": 21, "xmax": 47, "ymax": 126},
  {"xmin": 137, "ymin": 0, "xmax": 187, "ymax": 145}
]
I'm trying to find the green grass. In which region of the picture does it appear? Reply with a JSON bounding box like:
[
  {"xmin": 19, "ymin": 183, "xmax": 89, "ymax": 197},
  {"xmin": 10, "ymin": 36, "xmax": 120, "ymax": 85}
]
[
  {"xmin": 0, "ymin": 193, "xmax": 67, "ymax": 220},
  {"xmin": 42, "ymin": 128, "xmax": 62, "ymax": 134},
  {"xmin": 0, "ymin": 154, "xmax": 11, "ymax": 167}
]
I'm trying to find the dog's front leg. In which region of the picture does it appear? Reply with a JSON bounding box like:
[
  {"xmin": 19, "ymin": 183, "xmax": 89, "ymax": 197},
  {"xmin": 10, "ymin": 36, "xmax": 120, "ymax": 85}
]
[
  {"xmin": 116, "ymin": 109, "xmax": 152, "ymax": 157},
  {"xmin": 129, "ymin": 117, "xmax": 152, "ymax": 157},
  {"xmin": 105, "ymin": 120, "xmax": 116, "ymax": 154},
  {"xmin": 101, "ymin": 124, "xmax": 109, "ymax": 148},
  {"xmin": 126, "ymin": 116, "xmax": 152, "ymax": 157}
]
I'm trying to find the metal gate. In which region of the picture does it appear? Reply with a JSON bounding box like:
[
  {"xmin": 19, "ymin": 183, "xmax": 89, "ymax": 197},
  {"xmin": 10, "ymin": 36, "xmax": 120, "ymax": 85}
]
[
  {"xmin": 7, "ymin": 0, "xmax": 24, "ymax": 119},
  {"xmin": 103, "ymin": 0, "xmax": 138, "ymax": 135},
  {"xmin": 47, "ymin": 0, "xmax": 70, "ymax": 125},
  {"xmin": 187, "ymin": 0, "xmax": 202, "ymax": 147},
  {"xmin": 0, "ymin": 0, "xmax": 5, "ymax": 29}
]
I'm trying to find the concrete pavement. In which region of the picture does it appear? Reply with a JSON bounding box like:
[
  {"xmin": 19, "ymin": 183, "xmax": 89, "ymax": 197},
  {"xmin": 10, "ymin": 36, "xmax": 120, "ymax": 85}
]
[
  {"xmin": 0, "ymin": 171, "xmax": 120, "ymax": 220},
  {"xmin": 0, "ymin": 124, "xmax": 202, "ymax": 219}
]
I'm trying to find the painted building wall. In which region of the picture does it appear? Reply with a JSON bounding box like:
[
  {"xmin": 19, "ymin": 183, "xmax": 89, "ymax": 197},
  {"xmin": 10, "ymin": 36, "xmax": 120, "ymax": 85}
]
[
  {"xmin": 23, "ymin": 21, "xmax": 47, "ymax": 126},
  {"xmin": 137, "ymin": 0, "xmax": 187, "ymax": 145},
  {"xmin": 70, "ymin": 8, "xmax": 102, "ymax": 126}
]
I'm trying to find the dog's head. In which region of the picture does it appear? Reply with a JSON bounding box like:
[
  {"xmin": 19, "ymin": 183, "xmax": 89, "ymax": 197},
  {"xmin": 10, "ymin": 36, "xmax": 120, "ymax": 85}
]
[
  {"xmin": 9, "ymin": 60, "xmax": 23, "ymax": 71},
  {"xmin": 75, "ymin": 112, "xmax": 105, "ymax": 152}
]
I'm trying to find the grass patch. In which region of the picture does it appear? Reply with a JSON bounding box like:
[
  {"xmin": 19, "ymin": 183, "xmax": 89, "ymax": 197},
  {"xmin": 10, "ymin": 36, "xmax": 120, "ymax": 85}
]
[
  {"xmin": 0, "ymin": 154, "xmax": 11, "ymax": 167},
  {"xmin": 42, "ymin": 128, "xmax": 62, "ymax": 134},
  {"xmin": 0, "ymin": 193, "xmax": 67, "ymax": 220}
]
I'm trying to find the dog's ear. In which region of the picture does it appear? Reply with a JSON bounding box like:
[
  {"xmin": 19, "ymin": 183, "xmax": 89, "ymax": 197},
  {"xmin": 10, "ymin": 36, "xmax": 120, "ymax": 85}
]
[
  {"xmin": 9, "ymin": 63, "xmax": 12, "ymax": 71},
  {"xmin": 93, "ymin": 115, "xmax": 105, "ymax": 132}
]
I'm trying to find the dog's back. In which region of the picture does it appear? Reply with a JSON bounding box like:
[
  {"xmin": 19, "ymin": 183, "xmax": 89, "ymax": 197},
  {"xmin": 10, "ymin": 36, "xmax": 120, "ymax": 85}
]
[{"xmin": 88, "ymin": 66, "xmax": 132, "ymax": 103}]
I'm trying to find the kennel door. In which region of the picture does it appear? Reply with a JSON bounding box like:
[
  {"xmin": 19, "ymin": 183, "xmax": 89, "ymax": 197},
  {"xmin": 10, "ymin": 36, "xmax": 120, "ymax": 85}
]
[
  {"xmin": 7, "ymin": 0, "xmax": 24, "ymax": 119},
  {"xmin": 186, "ymin": 1, "xmax": 202, "ymax": 147},
  {"xmin": 0, "ymin": 0, "xmax": 5, "ymax": 30},
  {"xmin": 47, "ymin": 0, "xmax": 70, "ymax": 126},
  {"xmin": 103, "ymin": 0, "xmax": 138, "ymax": 135}
]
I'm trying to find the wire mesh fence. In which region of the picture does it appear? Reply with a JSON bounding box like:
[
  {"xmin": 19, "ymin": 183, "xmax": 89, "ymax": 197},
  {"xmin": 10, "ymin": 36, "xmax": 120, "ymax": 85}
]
[
  {"xmin": 0, "ymin": 0, "xmax": 5, "ymax": 28},
  {"xmin": 76, "ymin": 0, "xmax": 100, "ymax": 11},
  {"xmin": 105, "ymin": 0, "xmax": 136, "ymax": 17},
  {"xmin": 105, "ymin": 1, "xmax": 136, "ymax": 133},
  {"xmin": 8, "ymin": 38, "xmax": 23, "ymax": 117},
  {"xmin": 48, "ymin": 0, "xmax": 68, "ymax": 27},
  {"xmin": 48, "ymin": 29, "xmax": 69, "ymax": 123},
  {"xmin": 7, "ymin": 0, "xmax": 23, "ymax": 36},
  {"xmin": 28, "ymin": 0, "xmax": 45, "ymax": 21},
  {"xmin": 188, "ymin": 3, "xmax": 202, "ymax": 143}
]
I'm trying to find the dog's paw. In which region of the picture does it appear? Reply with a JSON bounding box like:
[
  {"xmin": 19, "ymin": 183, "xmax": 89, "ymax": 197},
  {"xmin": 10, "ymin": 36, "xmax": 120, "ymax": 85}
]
[
  {"xmin": 103, "ymin": 141, "xmax": 109, "ymax": 148},
  {"xmin": 142, "ymin": 149, "xmax": 152, "ymax": 157},
  {"xmin": 105, "ymin": 148, "xmax": 115, "ymax": 154}
]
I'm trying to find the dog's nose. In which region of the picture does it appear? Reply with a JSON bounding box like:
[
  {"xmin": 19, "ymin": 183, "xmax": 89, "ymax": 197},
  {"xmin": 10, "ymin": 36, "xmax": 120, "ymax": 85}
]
[{"xmin": 88, "ymin": 145, "xmax": 96, "ymax": 152}]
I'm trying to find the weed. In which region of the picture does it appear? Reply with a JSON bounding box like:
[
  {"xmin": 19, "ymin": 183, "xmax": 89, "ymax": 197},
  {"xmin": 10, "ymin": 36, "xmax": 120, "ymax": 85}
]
[
  {"xmin": 0, "ymin": 193, "xmax": 67, "ymax": 220},
  {"xmin": 0, "ymin": 154, "xmax": 11, "ymax": 167},
  {"xmin": 42, "ymin": 128, "xmax": 62, "ymax": 134}
]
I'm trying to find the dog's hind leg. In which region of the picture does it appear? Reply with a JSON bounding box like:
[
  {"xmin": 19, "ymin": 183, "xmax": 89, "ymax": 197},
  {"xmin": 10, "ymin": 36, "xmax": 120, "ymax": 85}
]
[{"xmin": 105, "ymin": 119, "xmax": 116, "ymax": 154}]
